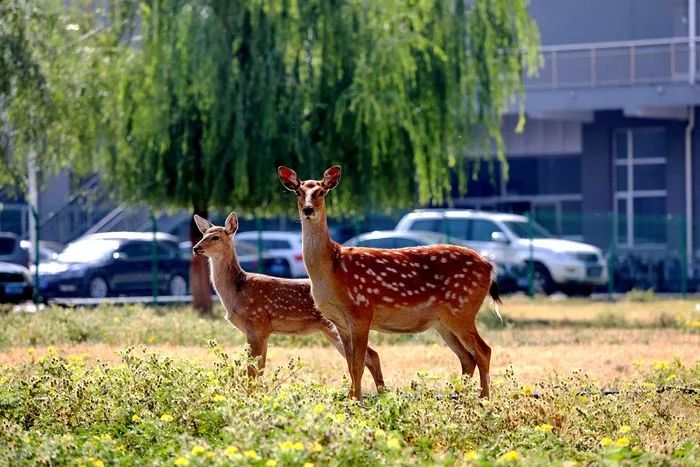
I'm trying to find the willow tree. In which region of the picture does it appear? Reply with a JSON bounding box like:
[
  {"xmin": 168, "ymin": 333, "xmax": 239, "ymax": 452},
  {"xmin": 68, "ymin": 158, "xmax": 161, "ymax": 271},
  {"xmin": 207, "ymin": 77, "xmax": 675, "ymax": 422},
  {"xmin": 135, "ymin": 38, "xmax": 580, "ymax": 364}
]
[
  {"xmin": 99, "ymin": 0, "xmax": 539, "ymax": 313},
  {"xmin": 0, "ymin": 1, "xmax": 136, "ymax": 190}
]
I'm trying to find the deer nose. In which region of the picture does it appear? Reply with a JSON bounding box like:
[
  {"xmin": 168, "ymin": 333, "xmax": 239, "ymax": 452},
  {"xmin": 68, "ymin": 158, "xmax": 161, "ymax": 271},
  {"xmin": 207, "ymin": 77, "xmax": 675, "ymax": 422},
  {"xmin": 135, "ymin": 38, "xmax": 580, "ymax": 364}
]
[
  {"xmin": 302, "ymin": 206, "xmax": 314, "ymax": 216},
  {"xmin": 193, "ymin": 246, "xmax": 203, "ymax": 256}
]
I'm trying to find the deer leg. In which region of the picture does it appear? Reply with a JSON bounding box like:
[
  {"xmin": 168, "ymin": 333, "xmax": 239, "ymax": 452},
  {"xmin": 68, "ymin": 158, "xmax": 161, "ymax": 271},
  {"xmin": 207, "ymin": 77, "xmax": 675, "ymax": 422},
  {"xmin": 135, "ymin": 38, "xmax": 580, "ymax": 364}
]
[
  {"xmin": 320, "ymin": 320, "xmax": 385, "ymax": 390},
  {"xmin": 347, "ymin": 318, "xmax": 371, "ymax": 400},
  {"xmin": 435, "ymin": 324, "xmax": 477, "ymax": 377},
  {"xmin": 245, "ymin": 331, "xmax": 269, "ymax": 378},
  {"xmin": 336, "ymin": 329, "xmax": 357, "ymax": 398},
  {"xmin": 451, "ymin": 327, "xmax": 490, "ymax": 398}
]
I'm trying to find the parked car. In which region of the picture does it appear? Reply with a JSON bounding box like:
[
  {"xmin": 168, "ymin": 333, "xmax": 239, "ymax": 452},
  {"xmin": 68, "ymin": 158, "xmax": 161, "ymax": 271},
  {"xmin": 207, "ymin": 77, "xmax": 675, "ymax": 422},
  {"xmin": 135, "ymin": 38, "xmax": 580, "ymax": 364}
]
[
  {"xmin": 20, "ymin": 240, "xmax": 62, "ymax": 264},
  {"xmin": 0, "ymin": 232, "xmax": 29, "ymax": 267},
  {"xmin": 178, "ymin": 240, "xmax": 292, "ymax": 278},
  {"xmin": 0, "ymin": 261, "xmax": 33, "ymax": 303},
  {"xmin": 395, "ymin": 210, "xmax": 608, "ymax": 296},
  {"xmin": 234, "ymin": 231, "xmax": 306, "ymax": 277},
  {"xmin": 35, "ymin": 232, "xmax": 190, "ymax": 299},
  {"xmin": 343, "ymin": 230, "xmax": 526, "ymax": 292}
]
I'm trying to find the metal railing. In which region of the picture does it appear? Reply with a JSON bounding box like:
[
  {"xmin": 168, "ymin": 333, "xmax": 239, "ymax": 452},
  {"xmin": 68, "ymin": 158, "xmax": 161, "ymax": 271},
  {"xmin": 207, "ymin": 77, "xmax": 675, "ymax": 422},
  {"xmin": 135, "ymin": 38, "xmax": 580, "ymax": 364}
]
[{"xmin": 526, "ymin": 37, "xmax": 700, "ymax": 90}]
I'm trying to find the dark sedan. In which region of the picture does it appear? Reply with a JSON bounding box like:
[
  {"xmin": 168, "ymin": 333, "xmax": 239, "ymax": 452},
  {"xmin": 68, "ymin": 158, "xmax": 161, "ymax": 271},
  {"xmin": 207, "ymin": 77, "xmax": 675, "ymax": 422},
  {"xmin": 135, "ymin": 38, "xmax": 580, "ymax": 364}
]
[
  {"xmin": 0, "ymin": 261, "xmax": 33, "ymax": 303},
  {"xmin": 35, "ymin": 232, "xmax": 190, "ymax": 299}
]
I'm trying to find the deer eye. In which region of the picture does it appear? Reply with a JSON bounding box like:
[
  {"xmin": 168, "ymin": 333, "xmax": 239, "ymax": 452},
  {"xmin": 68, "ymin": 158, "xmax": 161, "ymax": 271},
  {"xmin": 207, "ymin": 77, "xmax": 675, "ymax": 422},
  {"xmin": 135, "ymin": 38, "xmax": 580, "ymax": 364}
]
[{"xmin": 211, "ymin": 235, "xmax": 220, "ymax": 241}]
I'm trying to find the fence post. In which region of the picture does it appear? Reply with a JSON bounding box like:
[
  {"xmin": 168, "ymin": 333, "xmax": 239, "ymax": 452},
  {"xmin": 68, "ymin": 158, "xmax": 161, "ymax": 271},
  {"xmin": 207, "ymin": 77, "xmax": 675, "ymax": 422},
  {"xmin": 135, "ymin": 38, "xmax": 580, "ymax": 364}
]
[
  {"xmin": 151, "ymin": 213, "xmax": 158, "ymax": 305},
  {"xmin": 527, "ymin": 211, "xmax": 534, "ymax": 298},
  {"xmin": 608, "ymin": 212, "xmax": 616, "ymax": 300},
  {"xmin": 443, "ymin": 211, "xmax": 451, "ymax": 244},
  {"xmin": 255, "ymin": 212, "xmax": 263, "ymax": 273},
  {"xmin": 680, "ymin": 215, "xmax": 688, "ymax": 298}
]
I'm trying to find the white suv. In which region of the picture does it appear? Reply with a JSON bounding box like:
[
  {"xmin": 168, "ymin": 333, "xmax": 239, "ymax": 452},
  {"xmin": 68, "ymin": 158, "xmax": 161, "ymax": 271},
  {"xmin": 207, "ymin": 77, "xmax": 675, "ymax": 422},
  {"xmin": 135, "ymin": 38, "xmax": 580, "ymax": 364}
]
[
  {"xmin": 395, "ymin": 210, "xmax": 608, "ymax": 296},
  {"xmin": 234, "ymin": 231, "xmax": 307, "ymax": 278}
]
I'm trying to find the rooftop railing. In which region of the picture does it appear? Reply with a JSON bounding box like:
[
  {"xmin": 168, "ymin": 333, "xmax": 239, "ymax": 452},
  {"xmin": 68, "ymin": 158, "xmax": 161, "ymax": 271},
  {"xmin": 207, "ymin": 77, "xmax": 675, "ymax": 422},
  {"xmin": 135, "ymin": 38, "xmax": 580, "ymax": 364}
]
[{"xmin": 525, "ymin": 37, "xmax": 699, "ymax": 90}]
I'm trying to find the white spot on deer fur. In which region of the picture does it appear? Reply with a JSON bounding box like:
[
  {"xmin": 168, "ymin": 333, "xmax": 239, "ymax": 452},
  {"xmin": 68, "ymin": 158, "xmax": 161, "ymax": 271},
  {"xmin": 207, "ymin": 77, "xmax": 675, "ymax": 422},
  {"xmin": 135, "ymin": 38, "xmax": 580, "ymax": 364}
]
[
  {"xmin": 463, "ymin": 286, "xmax": 469, "ymax": 292},
  {"xmin": 453, "ymin": 283, "xmax": 460, "ymax": 288},
  {"xmin": 407, "ymin": 290, "xmax": 413, "ymax": 296},
  {"xmin": 382, "ymin": 296, "xmax": 394, "ymax": 303},
  {"xmin": 466, "ymin": 261, "xmax": 473, "ymax": 265},
  {"xmin": 472, "ymin": 281, "xmax": 477, "ymax": 286},
  {"xmin": 441, "ymin": 258, "xmax": 447, "ymax": 263},
  {"xmin": 426, "ymin": 283, "xmax": 436, "ymax": 288},
  {"xmin": 380, "ymin": 271, "xmax": 387, "ymax": 277},
  {"xmin": 430, "ymin": 256, "xmax": 437, "ymax": 261},
  {"xmin": 341, "ymin": 262, "xmax": 348, "ymax": 272},
  {"xmin": 360, "ymin": 277, "xmax": 366, "ymax": 284},
  {"xmin": 354, "ymin": 274, "xmax": 359, "ymax": 280},
  {"xmin": 444, "ymin": 278, "xmax": 451, "ymax": 285},
  {"xmin": 387, "ymin": 267, "xmax": 397, "ymax": 273},
  {"xmin": 401, "ymin": 273, "xmax": 407, "ymax": 278},
  {"xmin": 450, "ymin": 253, "xmax": 458, "ymax": 259},
  {"xmin": 423, "ymin": 265, "xmax": 430, "ymax": 270},
  {"xmin": 401, "ymin": 293, "xmax": 406, "ymax": 297}
]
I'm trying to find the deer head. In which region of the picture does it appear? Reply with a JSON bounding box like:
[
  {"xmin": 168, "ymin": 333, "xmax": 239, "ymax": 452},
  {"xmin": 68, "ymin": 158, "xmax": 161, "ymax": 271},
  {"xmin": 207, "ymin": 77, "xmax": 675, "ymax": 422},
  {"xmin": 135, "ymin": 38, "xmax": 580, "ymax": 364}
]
[
  {"xmin": 278, "ymin": 166, "xmax": 341, "ymax": 223},
  {"xmin": 192, "ymin": 211, "xmax": 239, "ymax": 258}
]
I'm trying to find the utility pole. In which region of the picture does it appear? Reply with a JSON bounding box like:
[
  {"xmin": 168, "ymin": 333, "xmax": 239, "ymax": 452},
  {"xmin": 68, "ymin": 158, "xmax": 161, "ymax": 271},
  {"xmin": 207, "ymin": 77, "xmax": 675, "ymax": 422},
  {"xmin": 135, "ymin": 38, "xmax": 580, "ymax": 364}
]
[{"xmin": 28, "ymin": 148, "xmax": 41, "ymax": 305}]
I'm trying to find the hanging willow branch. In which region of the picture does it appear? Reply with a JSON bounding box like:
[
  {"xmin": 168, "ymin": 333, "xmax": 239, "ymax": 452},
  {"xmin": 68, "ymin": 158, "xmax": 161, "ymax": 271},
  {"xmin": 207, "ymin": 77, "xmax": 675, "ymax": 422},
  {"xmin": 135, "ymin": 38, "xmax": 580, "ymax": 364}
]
[{"xmin": 89, "ymin": 0, "xmax": 539, "ymax": 216}]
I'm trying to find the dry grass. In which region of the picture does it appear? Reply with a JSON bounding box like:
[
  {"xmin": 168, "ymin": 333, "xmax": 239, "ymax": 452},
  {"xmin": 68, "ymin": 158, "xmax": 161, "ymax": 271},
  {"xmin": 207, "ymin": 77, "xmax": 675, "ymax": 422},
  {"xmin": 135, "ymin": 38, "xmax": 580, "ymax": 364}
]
[{"xmin": 4, "ymin": 327, "xmax": 698, "ymax": 391}]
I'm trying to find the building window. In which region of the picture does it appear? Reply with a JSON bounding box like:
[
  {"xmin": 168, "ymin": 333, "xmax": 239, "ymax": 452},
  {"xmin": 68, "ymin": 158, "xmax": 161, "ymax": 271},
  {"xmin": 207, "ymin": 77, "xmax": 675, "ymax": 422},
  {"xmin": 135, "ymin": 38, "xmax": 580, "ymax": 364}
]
[{"xmin": 614, "ymin": 128, "xmax": 667, "ymax": 246}]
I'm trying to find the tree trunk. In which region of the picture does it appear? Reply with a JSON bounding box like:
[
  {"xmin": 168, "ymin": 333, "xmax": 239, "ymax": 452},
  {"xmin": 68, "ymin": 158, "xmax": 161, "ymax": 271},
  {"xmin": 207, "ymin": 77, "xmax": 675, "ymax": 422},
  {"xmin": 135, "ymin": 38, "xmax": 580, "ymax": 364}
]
[{"xmin": 190, "ymin": 207, "xmax": 213, "ymax": 315}]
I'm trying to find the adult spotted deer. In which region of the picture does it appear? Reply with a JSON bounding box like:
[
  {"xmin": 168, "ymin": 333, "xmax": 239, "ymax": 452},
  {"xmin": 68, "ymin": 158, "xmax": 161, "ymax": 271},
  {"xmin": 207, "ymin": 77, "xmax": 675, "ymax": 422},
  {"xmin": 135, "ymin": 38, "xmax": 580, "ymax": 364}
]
[
  {"xmin": 279, "ymin": 166, "xmax": 500, "ymax": 399},
  {"xmin": 192, "ymin": 211, "xmax": 385, "ymax": 388}
]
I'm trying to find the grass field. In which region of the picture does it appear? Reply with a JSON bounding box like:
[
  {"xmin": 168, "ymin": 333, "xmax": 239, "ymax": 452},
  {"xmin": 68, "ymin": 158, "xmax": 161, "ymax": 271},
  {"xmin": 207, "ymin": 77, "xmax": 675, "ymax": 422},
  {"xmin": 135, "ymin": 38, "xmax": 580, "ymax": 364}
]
[{"xmin": 1, "ymin": 296, "xmax": 699, "ymax": 465}]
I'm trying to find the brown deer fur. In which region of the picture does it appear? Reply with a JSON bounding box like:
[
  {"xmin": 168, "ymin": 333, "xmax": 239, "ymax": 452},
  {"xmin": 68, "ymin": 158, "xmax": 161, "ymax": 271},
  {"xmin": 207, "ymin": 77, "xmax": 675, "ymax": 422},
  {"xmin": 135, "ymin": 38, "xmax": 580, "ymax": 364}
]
[
  {"xmin": 192, "ymin": 211, "xmax": 385, "ymax": 388},
  {"xmin": 278, "ymin": 166, "xmax": 499, "ymax": 400}
]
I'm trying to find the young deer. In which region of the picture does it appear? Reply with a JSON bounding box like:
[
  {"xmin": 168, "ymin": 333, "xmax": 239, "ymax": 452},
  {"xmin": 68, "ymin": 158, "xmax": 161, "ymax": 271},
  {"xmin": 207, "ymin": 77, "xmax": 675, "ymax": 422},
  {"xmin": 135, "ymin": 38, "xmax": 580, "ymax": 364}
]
[
  {"xmin": 279, "ymin": 166, "xmax": 500, "ymax": 400},
  {"xmin": 192, "ymin": 212, "xmax": 385, "ymax": 388}
]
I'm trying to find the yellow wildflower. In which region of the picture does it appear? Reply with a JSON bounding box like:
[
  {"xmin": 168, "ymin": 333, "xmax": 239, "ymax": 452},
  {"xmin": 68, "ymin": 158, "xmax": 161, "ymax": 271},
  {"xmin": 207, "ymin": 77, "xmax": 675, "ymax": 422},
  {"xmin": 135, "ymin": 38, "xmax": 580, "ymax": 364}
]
[
  {"xmin": 88, "ymin": 458, "xmax": 105, "ymax": 467},
  {"xmin": 498, "ymin": 450, "xmax": 519, "ymax": 463},
  {"xmin": 243, "ymin": 450, "xmax": 259, "ymax": 459},
  {"xmin": 615, "ymin": 437, "xmax": 630, "ymax": 447},
  {"xmin": 272, "ymin": 401, "xmax": 280, "ymax": 409},
  {"xmin": 174, "ymin": 458, "xmax": 190, "ymax": 466},
  {"xmin": 146, "ymin": 335, "xmax": 156, "ymax": 344},
  {"xmin": 535, "ymin": 423, "xmax": 554, "ymax": 432},
  {"xmin": 131, "ymin": 414, "xmax": 141, "ymax": 422},
  {"xmin": 48, "ymin": 346, "xmax": 57, "ymax": 356},
  {"xmin": 278, "ymin": 440, "xmax": 294, "ymax": 452},
  {"xmin": 293, "ymin": 442, "xmax": 304, "ymax": 451},
  {"xmin": 266, "ymin": 460, "xmax": 278, "ymax": 467},
  {"xmin": 312, "ymin": 403, "xmax": 326, "ymax": 414},
  {"xmin": 374, "ymin": 428, "xmax": 386, "ymax": 438},
  {"xmin": 27, "ymin": 348, "xmax": 36, "ymax": 357},
  {"xmin": 601, "ymin": 437, "xmax": 613, "ymax": 447},
  {"xmin": 652, "ymin": 360, "xmax": 670, "ymax": 370},
  {"xmin": 112, "ymin": 317, "xmax": 120, "ymax": 324},
  {"xmin": 619, "ymin": 425, "xmax": 631, "ymax": 434},
  {"xmin": 309, "ymin": 442, "xmax": 323, "ymax": 452},
  {"xmin": 205, "ymin": 451, "xmax": 215, "ymax": 459},
  {"xmin": 386, "ymin": 438, "xmax": 401, "ymax": 450},
  {"xmin": 212, "ymin": 394, "xmax": 226, "ymax": 402},
  {"xmin": 160, "ymin": 414, "xmax": 174, "ymax": 422},
  {"xmin": 190, "ymin": 445, "xmax": 206, "ymax": 456},
  {"xmin": 466, "ymin": 450, "xmax": 478, "ymax": 461},
  {"xmin": 521, "ymin": 385, "xmax": 534, "ymax": 396},
  {"xmin": 224, "ymin": 446, "xmax": 239, "ymax": 458},
  {"xmin": 334, "ymin": 412, "xmax": 346, "ymax": 422},
  {"xmin": 303, "ymin": 463, "xmax": 314, "ymax": 467}
]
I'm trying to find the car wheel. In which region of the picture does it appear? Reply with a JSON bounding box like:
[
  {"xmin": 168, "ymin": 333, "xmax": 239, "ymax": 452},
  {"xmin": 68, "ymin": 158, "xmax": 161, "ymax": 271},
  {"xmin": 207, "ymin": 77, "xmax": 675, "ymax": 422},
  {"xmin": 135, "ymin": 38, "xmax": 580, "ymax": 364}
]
[
  {"xmin": 533, "ymin": 263, "xmax": 556, "ymax": 295},
  {"xmin": 168, "ymin": 274, "xmax": 188, "ymax": 296},
  {"xmin": 88, "ymin": 276, "xmax": 109, "ymax": 299}
]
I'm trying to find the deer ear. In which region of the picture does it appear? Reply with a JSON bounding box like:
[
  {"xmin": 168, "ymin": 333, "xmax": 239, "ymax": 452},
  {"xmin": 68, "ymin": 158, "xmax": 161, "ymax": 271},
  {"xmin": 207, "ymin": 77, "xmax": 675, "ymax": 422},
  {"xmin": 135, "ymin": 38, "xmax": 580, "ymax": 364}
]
[
  {"xmin": 224, "ymin": 211, "xmax": 238, "ymax": 235},
  {"xmin": 194, "ymin": 214, "xmax": 213, "ymax": 234},
  {"xmin": 322, "ymin": 166, "xmax": 341, "ymax": 191},
  {"xmin": 278, "ymin": 166, "xmax": 300, "ymax": 192}
]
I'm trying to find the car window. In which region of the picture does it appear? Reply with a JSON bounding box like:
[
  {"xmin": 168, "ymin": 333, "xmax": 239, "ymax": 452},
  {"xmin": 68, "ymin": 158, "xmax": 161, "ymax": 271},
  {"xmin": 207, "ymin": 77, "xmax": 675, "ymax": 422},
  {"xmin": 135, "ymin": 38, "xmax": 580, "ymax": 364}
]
[
  {"xmin": 408, "ymin": 218, "xmax": 469, "ymax": 240},
  {"xmin": 263, "ymin": 239, "xmax": 292, "ymax": 250},
  {"xmin": 470, "ymin": 220, "xmax": 502, "ymax": 242},
  {"xmin": 393, "ymin": 238, "xmax": 422, "ymax": 248},
  {"xmin": 0, "ymin": 237, "xmax": 17, "ymax": 255},
  {"xmin": 118, "ymin": 242, "xmax": 152, "ymax": 259},
  {"xmin": 357, "ymin": 238, "xmax": 395, "ymax": 248},
  {"xmin": 409, "ymin": 219, "xmax": 443, "ymax": 233}
]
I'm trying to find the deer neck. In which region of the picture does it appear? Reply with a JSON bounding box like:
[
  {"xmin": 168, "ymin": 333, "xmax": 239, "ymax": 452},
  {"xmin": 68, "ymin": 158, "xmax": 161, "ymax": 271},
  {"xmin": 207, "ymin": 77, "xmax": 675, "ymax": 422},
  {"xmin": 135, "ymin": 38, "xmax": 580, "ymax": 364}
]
[
  {"xmin": 208, "ymin": 253, "xmax": 244, "ymax": 309},
  {"xmin": 301, "ymin": 213, "xmax": 336, "ymax": 277}
]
